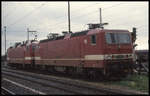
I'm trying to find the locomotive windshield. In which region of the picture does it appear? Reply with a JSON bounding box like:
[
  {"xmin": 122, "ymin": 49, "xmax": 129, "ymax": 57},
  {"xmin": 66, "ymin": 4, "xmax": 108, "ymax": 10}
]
[{"xmin": 106, "ymin": 33, "xmax": 131, "ymax": 44}]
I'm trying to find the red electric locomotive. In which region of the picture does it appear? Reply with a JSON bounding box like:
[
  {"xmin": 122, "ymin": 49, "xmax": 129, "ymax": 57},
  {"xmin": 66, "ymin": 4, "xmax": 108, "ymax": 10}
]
[
  {"xmin": 7, "ymin": 24, "xmax": 135, "ymax": 78},
  {"xmin": 7, "ymin": 40, "xmax": 38, "ymax": 68},
  {"xmin": 7, "ymin": 42, "xmax": 25, "ymax": 67}
]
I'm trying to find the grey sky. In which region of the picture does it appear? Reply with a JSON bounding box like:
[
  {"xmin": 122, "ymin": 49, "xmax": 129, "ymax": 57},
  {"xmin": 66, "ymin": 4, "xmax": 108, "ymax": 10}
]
[{"xmin": 1, "ymin": 1, "xmax": 149, "ymax": 55}]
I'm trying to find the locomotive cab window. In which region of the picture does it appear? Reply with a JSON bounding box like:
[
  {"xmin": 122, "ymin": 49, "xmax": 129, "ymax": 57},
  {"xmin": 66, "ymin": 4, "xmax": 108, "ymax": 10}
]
[
  {"xmin": 91, "ymin": 35, "xmax": 96, "ymax": 45},
  {"xmin": 106, "ymin": 33, "xmax": 131, "ymax": 44}
]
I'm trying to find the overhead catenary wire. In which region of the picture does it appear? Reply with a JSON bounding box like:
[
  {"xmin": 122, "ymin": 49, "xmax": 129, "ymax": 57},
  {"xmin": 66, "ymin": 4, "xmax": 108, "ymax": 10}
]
[
  {"xmin": 107, "ymin": 18, "xmax": 148, "ymax": 29},
  {"xmin": 48, "ymin": 3, "xmax": 124, "ymax": 32},
  {"xmin": 26, "ymin": 2, "xmax": 104, "ymax": 33},
  {"xmin": 41, "ymin": 2, "xmax": 147, "ymax": 35},
  {"xmin": 70, "ymin": 3, "xmax": 123, "ymax": 20},
  {"xmin": 3, "ymin": 2, "xmax": 147, "ymax": 41},
  {"xmin": 4, "ymin": 2, "xmax": 147, "ymax": 31},
  {"xmin": 4, "ymin": 6, "xmax": 18, "ymax": 20},
  {"xmin": 67, "ymin": 3, "xmax": 147, "ymax": 31},
  {"xmin": 5, "ymin": 2, "xmax": 100, "ymax": 30},
  {"xmin": 44, "ymin": 3, "xmax": 104, "ymax": 29},
  {"xmin": 7, "ymin": 3, "xmax": 46, "ymax": 28},
  {"xmin": 48, "ymin": 2, "xmax": 101, "ymax": 21},
  {"xmin": 2, "ymin": 3, "xmax": 148, "ymax": 55},
  {"xmin": 4, "ymin": 2, "xmax": 124, "ymax": 33}
]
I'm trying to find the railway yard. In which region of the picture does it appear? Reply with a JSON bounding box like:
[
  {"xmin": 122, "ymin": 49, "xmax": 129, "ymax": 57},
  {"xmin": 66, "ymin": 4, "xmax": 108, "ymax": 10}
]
[
  {"xmin": 2, "ymin": 1, "xmax": 149, "ymax": 95},
  {"xmin": 1, "ymin": 62, "xmax": 148, "ymax": 95}
]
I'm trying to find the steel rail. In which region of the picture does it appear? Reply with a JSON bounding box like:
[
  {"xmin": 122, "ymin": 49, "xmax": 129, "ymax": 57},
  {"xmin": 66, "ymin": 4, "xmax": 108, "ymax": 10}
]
[
  {"xmin": 2, "ymin": 68, "xmax": 146, "ymax": 95},
  {"xmin": 2, "ymin": 69, "xmax": 123, "ymax": 94},
  {"xmin": 1, "ymin": 87, "xmax": 16, "ymax": 95},
  {"xmin": 2, "ymin": 69, "xmax": 111, "ymax": 94},
  {"xmin": 2, "ymin": 71, "xmax": 86, "ymax": 94}
]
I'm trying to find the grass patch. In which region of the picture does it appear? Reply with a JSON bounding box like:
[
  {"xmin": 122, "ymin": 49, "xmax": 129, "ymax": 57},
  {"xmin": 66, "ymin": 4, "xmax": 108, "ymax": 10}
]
[{"xmin": 104, "ymin": 74, "xmax": 149, "ymax": 92}]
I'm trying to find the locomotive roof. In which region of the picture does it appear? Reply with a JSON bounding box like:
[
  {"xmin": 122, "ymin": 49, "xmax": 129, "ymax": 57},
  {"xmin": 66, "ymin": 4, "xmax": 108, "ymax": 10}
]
[
  {"xmin": 40, "ymin": 30, "xmax": 89, "ymax": 43},
  {"xmin": 40, "ymin": 35, "xmax": 65, "ymax": 43},
  {"xmin": 39, "ymin": 29, "xmax": 129, "ymax": 43},
  {"xmin": 71, "ymin": 30, "xmax": 89, "ymax": 37},
  {"xmin": 102, "ymin": 29, "xmax": 129, "ymax": 32},
  {"xmin": 89, "ymin": 29, "xmax": 129, "ymax": 32}
]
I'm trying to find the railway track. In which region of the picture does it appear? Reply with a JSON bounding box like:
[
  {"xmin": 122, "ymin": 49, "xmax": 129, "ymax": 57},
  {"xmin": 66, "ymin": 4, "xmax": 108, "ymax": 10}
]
[
  {"xmin": 2, "ymin": 69, "xmax": 108, "ymax": 95},
  {"xmin": 1, "ymin": 87, "xmax": 16, "ymax": 95},
  {"xmin": 2, "ymin": 67, "xmax": 146, "ymax": 95}
]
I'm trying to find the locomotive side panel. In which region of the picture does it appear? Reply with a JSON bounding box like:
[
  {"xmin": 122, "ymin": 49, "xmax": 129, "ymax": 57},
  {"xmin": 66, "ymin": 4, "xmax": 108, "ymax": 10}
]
[
  {"xmin": 47, "ymin": 39, "xmax": 69, "ymax": 58},
  {"xmin": 34, "ymin": 44, "xmax": 41, "ymax": 65},
  {"xmin": 67, "ymin": 37, "xmax": 81, "ymax": 58},
  {"xmin": 10, "ymin": 48, "xmax": 17, "ymax": 64},
  {"xmin": 24, "ymin": 45, "xmax": 32, "ymax": 64},
  {"xmin": 39, "ymin": 42, "xmax": 48, "ymax": 65},
  {"xmin": 7, "ymin": 47, "xmax": 25, "ymax": 64},
  {"xmin": 7, "ymin": 48, "xmax": 13, "ymax": 64},
  {"xmin": 38, "ymin": 37, "xmax": 82, "ymax": 67},
  {"xmin": 84, "ymin": 60, "xmax": 105, "ymax": 68},
  {"xmin": 81, "ymin": 30, "xmax": 105, "ymax": 68},
  {"xmin": 15, "ymin": 47, "xmax": 24, "ymax": 64},
  {"xmin": 53, "ymin": 37, "xmax": 81, "ymax": 67}
]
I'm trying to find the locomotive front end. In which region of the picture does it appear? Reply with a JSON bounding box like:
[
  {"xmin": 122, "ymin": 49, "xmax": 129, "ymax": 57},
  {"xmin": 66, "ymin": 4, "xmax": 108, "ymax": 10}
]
[{"xmin": 103, "ymin": 30, "xmax": 134, "ymax": 77}]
